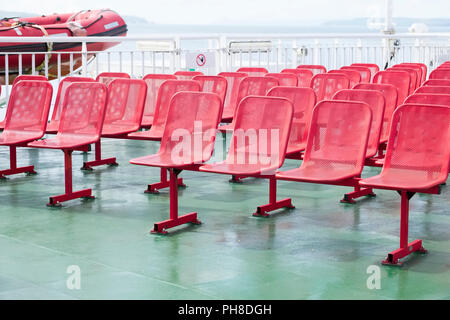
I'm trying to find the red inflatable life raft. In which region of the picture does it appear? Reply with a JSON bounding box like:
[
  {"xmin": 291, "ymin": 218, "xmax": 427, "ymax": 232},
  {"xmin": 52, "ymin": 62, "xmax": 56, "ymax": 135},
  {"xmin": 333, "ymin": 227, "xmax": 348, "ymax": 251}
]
[{"xmin": 0, "ymin": 9, "xmax": 127, "ymax": 82}]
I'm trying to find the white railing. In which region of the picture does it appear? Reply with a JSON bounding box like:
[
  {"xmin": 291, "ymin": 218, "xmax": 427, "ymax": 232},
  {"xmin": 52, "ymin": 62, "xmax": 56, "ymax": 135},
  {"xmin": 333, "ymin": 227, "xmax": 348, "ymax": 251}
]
[{"xmin": 1, "ymin": 32, "xmax": 450, "ymax": 99}]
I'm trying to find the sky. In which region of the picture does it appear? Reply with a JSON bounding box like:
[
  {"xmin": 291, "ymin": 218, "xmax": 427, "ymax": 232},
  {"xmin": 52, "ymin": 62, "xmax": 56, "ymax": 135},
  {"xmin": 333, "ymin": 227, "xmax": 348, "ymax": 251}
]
[{"xmin": 2, "ymin": 0, "xmax": 450, "ymax": 25}]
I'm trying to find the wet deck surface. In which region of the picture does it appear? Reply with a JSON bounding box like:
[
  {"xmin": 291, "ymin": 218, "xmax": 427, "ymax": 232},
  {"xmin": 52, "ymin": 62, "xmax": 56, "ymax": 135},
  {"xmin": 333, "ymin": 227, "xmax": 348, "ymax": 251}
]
[{"xmin": 0, "ymin": 136, "xmax": 449, "ymax": 299}]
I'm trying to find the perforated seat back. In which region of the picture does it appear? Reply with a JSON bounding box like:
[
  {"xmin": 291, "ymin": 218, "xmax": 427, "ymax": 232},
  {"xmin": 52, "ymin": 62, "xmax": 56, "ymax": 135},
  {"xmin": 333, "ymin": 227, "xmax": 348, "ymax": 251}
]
[
  {"xmin": 399, "ymin": 63, "xmax": 427, "ymax": 83},
  {"xmin": 193, "ymin": 75, "xmax": 228, "ymax": 105},
  {"xmin": 310, "ymin": 73, "xmax": 350, "ymax": 101},
  {"xmin": 350, "ymin": 63, "xmax": 380, "ymax": 80},
  {"xmin": 159, "ymin": 92, "xmax": 222, "ymax": 165},
  {"xmin": 297, "ymin": 65, "xmax": 327, "ymax": 76},
  {"xmin": 236, "ymin": 67, "xmax": 268, "ymax": 77},
  {"xmin": 57, "ymin": 82, "xmax": 108, "ymax": 139},
  {"xmin": 333, "ymin": 89, "xmax": 385, "ymax": 158},
  {"xmin": 405, "ymin": 93, "xmax": 450, "ymax": 106},
  {"xmin": 236, "ymin": 77, "xmax": 279, "ymax": 106},
  {"xmin": 265, "ymin": 73, "xmax": 298, "ymax": 86},
  {"xmin": 415, "ymin": 86, "xmax": 450, "ymax": 95},
  {"xmin": 96, "ymin": 72, "xmax": 130, "ymax": 85},
  {"xmin": 174, "ymin": 71, "xmax": 204, "ymax": 80},
  {"xmin": 394, "ymin": 64, "xmax": 423, "ymax": 86},
  {"xmin": 227, "ymin": 96, "xmax": 293, "ymax": 172},
  {"xmin": 142, "ymin": 74, "xmax": 177, "ymax": 119},
  {"xmin": 389, "ymin": 67, "xmax": 418, "ymax": 93},
  {"xmin": 354, "ymin": 83, "xmax": 398, "ymax": 142},
  {"xmin": 12, "ymin": 75, "xmax": 47, "ymax": 86},
  {"xmin": 104, "ymin": 79, "xmax": 147, "ymax": 129},
  {"xmin": 217, "ymin": 72, "xmax": 248, "ymax": 118},
  {"xmin": 301, "ymin": 100, "xmax": 372, "ymax": 177},
  {"xmin": 341, "ymin": 66, "xmax": 371, "ymax": 83},
  {"xmin": 328, "ymin": 70, "xmax": 361, "ymax": 87},
  {"xmin": 267, "ymin": 87, "xmax": 316, "ymax": 152},
  {"xmin": 423, "ymin": 79, "xmax": 450, "ymax": 86},
  {"xmin": 281, "ymin": 68, "xmax": 314, "ymax": 87},
  {"xmin": 152, "ymin": 80, "xmax": 201, "ymax": 132},
  {"xmin": 429, "ymin": 68, "xmax": 450, "ymax": 80},
  {"xmin": 4, "ymin": 80, "xmax": 53, "ymax": 133},
  {"xmin": 373, "ymin": 71, "xmax": 410, "ymax": 106},
  {"xmin": 381, "ymin": 104, "xmax": 450, "ymax": 185},
  {"xmin": 51, "ymin": 77, "xmax": 95, "ymax": 122}
]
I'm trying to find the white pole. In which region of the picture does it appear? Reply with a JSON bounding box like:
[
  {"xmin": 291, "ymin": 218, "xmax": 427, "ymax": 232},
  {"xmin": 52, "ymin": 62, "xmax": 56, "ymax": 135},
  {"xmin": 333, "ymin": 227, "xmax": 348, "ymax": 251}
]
[{"xmin": 383, "ymin": 0, "xmax": 395, "ymax": 34}]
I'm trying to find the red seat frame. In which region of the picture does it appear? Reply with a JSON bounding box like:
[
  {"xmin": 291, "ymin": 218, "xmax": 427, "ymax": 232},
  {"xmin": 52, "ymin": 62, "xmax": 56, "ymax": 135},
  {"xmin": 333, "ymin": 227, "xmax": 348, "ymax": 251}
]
[
  {"xmin": 350, "ymin": 63, "xmax": 379, "ymax": 80},
  {"xmin": 265, "ymin": 73, "xmax": 298, "ymax": 86},
  {"xmin": 297, "ymin": 64, "xmax": 327, "ymax": 76},
  {"xmin": 341, "ymin": 66, "xmax": 371, "ymax": 83},
  {"xmin": 96, "ymin": 72, "xmax": 130, "ymax": 85},
  {"xmin": 174, "ymin": 71, "xmax": 204, "ymax": 80},
  {"xmin": 373, "ymin": 70, "xmax": 410, "ymax": 106},
  {"xmin": 310, "ymin": 73, "xmax": 350, "ymax": 101},
  {"xmin": 236, "ymin": 67, "xmax": 268, "ymax": 77},
  {"xmin": 193, "ymin": 75, "xmax": 228, "ymax": 108},
  {"xmin": 217, "ymin": 72, "xmax": 248, "ymax": 122},
  {"xmin": 281, "ymin": 68, "xmax": 314, "ymax": 87},
  {"xmin": 328, "ymin": 69, "xmax": 361, "ymax": 87}
]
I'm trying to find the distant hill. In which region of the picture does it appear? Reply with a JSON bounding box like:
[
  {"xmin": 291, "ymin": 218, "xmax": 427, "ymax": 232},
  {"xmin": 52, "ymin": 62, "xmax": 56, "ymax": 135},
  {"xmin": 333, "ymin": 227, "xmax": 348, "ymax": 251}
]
[
  {"xmin": 323, "ymin": 17, "xmax": 450, "ymax": 28},
  {"xmin": 0, "ymin": 10, "xmax": 37, "ymax": 19}
]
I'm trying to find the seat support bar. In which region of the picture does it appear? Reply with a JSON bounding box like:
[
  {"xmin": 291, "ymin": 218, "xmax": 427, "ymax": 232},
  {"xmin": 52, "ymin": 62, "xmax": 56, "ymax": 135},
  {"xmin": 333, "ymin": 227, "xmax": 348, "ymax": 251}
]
[
  {"xmin": 0, "ymin": 146, "xmax": 36, "ymax": 179},
  {"xmin": 145, "ymin": 168, "xmax": 185, "ymax": 194},
  {"xmin": 81, "ymin": 141, "xmax": 118, "ymax": 170},
  {"xmin": 254, "ymin": 176, "xmax": 294, "ymax": 217}
]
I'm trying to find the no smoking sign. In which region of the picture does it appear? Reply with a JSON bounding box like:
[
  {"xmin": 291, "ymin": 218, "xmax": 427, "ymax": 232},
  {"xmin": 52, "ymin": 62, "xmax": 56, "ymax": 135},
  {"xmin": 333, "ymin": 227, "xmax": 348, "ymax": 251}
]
[{"xmin": 196, "ymin": 54, "xmax": 206, "ymax": 66}]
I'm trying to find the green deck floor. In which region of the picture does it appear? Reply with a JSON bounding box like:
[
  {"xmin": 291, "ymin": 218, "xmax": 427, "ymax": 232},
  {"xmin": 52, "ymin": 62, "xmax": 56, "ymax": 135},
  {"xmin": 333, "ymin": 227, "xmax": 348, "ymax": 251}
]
[{"xmin": 0, "ymin": 136, "xmax": 449, "ymax": 300}]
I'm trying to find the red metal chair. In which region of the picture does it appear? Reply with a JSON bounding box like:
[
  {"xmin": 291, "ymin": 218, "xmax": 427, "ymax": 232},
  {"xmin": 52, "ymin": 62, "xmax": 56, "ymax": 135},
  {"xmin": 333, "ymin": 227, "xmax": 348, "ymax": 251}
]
[
  {"xmin": 332, "ymin": 89, "xmax": 386, "ymax": 202},
  {"xmin": 265, "ymin": 73, "xmax": 298, "ymax": 86},
  {"xmin": 81, "ymin": 79, "xmax": 147, "ymax": 170},
  {"xmin": 394, "ymin": 64, "xmax": 424, "ymax": 86},
  {"xmin": 96, "ymin": 72, "xmax": 130, "ymax": 85},
  {"xmin": 28, "ymin": 82, "xmax": 108, "ymax": 206},
  {"xmin": 236, "ymin": 67, "xmax": 268, "ymax": 77},
  {"xmin": 328, "ymin": 69, "xmax": 361, "ymax": 87},
  {"xmin": 415, "ymin": 86, "xmax": 450, "ymax": 94},
  {"xmin": 350, "ymin": 63, "xmax": 380, "ymax": 80},
  {"xmin": 281, "ymin": 68, "xmax": 314, "ymax": 87},
  {"xmin": 46, "ymin": 76, "xmax": 96, "ymax": 134},
  {"xmin": 130, "ymin": 92, "xmax": 223, "ymax": 234},
  {"xmin": 297, "ymin": 64, "xmax": 326, "ymax": 76},
  {"xmin": 359, "ymin": 104, "xmax": 450, "ymax": 266},
  {"xmin": 200, "ymin": 96, "xmax": 294, "ymax": 217},
  {"xmin": 399, "ymin": 63, "xmax": 427, "ymax": 83},
  {"xmin": 405, "ymin": 93, "xmax": 450, "ymax": 106},
  {"xmin": 429, "ymin": 68, "xmax": 450, "ymax": 80},
  {"xmin": 373, "ymin": 70, "xmax": 410, "ymax": 106},
  {"xmin": 310, "ymin": 73, "xmax": 350, "ymax": 101},
  {"xmin": 218, "ymin": 76, "xmax": 279, "ymax": 133},
  {"xmin": 141, "ymin": 74, "xmax": 177, "ymax": 128},
  {"xmin": 128, "ymin": 80, "xmax": 201, "ymax": 193},
  {"xmin": 174, "ymin": 71, "xmax": 203, "ymax": 80},
  {"xmin": 341, "ymin": 66, "xmax": 371, "ymax": 83},
  {"xmin": 217, "ymin": 72, "xmax": 248, "ymax": 122},
  {"xmin": 423, "ymin": 79, "xmax": 450, "ymax": 86},
  {"xmin": 276, "ymin": 100, "xmax": 373, "ymax": 205},
  {"xmin": 354, "ymin": 83, "xmax": 398, "ymax": 144},
  {"xmin": 0, "ymin": 80, "xmax": 53, "ymax": 179},
  {"xmin": 193, "ymin": 75, "xmax": 228, "ymax": 106},
  {"xmin": 389, "ymin": 66, "xmax": 418, "ymax": 93},
  {"xmin": 0, "ymin": 75, "xmax": 48, "ymax": 130}
]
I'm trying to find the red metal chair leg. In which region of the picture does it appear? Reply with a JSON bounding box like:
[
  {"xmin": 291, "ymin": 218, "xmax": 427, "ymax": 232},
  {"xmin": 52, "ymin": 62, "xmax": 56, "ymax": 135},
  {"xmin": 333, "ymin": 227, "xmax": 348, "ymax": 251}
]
[
  {"xmin": 253, "ymin": 176, "xmax": 294, "ymax": 217},
  {"xmin": 81, "ymin": 141, "xmax": 118, "ymax": 170},
  {"xmin": 229, "ymin": 175, "xmax": 246, "ymax": 183},
  {"xmin": 145, "ymin": 168, "xmax": 185, "ymax": 194},
  {"xmin": 341, "ymin": 185, "xmax": 376, "ymax": 203},
  {"xmin": 382, "ymin": 191, "xmax": 427, "ymax": 266},
  {"xmin": 0, "ymin": 146, "xmax": 36, "ymax": 179},
  {"xmin": 151, "ymin": 168, "xmax": 201, "ymax": 234},
  {"xmin": 47, "ymin": 150, "xmax": 95, "ymax": 207}
]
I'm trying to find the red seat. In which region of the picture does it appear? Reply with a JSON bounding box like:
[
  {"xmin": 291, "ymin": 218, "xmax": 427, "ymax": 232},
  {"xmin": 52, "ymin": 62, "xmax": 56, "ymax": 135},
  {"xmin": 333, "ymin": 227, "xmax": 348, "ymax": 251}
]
[
  {"xmin": 217, "ymin": 72, "xmax": 248, "ymax": 122},
  {"xmin": 267, "ymin": 86, "xmax": 316, "ymax": 157},
  {"xmin": 341, "ymin": 66, "xmax": 371, "ymax": 83},
  {"xmin": 46, "ymin": 76, "xmax": 96, "ymax": 134},
  {"xmin": 174, "ymin": 71, "xmax": 203, "ymax": 80},
  {"xmin": 81, "ymin": 79, "xmax": 148, "ymax": 170},
  {"xmin": 96, "ymin": 72, "xmax": 130, "ymax": 85},
  {"xmin": 130, "ymin": 92, "xmax": 223, "ymax": 234},
  {"xmin": 276, "ymin": 100, "xmax": 374, "ymax": 202},
  {"xmin": 405, "ymin": 93, "xmax": 450, "ymax": 106},
  {"xmin": 350, "ymin": 63, "xmax": 380, "ymax": 80},
  {"xmin": 193, "ymin": 75, "xmax": 228, "ymax": 107},
  {"xmin": 127, "ymin": 80, "xmax": 201, "ymax": 141},
  {"xmin": 328, "ymin": 69, "xmax": 361, "ymax": 87},
  {"xmin": 423, "ymin": 79, "xmax": 450, "ymax": 86},
  {"xmin": 359, "ymin": 104, "xmax": 450, "ymax": 266},
  {"xmin": 373, "ymin": 70, "xmax": 410, "ymax": 106},
  {"xmin": 218, "ymin": 76, "xmax": 279, "ymax": 132},
  {"xmin": 0, "ymin": 75, "xmax": 48, "ymax": 130},
  {"xmin": 0, "ymin": 80, "xmax": 52, "ymax": 178},
  {"xmin": 353, "ymin": 83, "xmax": 398, "ymax": 144},
  {"xmin": 394, "ymin": 64, "xmax": 424, "ymax": 86},
  {"xmin": 310, "ymin": 73, "xmax": 350, "ymax": 101},
  {"xmin": 236, "ymin": 67, "xmax": 268, "ymax": 77},
  {"xmin": 141, "ymin": 74, "xmax": 177, "ymax": 128},
  {"xmin": 389, "ymin": 67, "xmax": 418, "ymax": 93},
  {"xmin": 415, "ymin": 86, "xmax": 450, "ymax": 95},
  {"xmin": 297, "ymin": 64, "xmax": 326, "ymax": 76},
  {"xmin": 265, "ymin": 73, "xmax": 298, "ymax": 86},
  {"xmin": 281, "ymin": 68, "xmax": 314, "ymax": 87},
  {"xmin": 200, "ymin": 96, "xmax": 294, "ymax": 217},
  {"xmin": 28, "ymin": 82, "xmax": 108, "ymax": 206},
  {"xmin": 399, "ymin": 63, "xmax": 427, "ymax": 83},
  {"xmin": 429, "ymin": 68, "xmax": 450, "ymax": 80}
]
